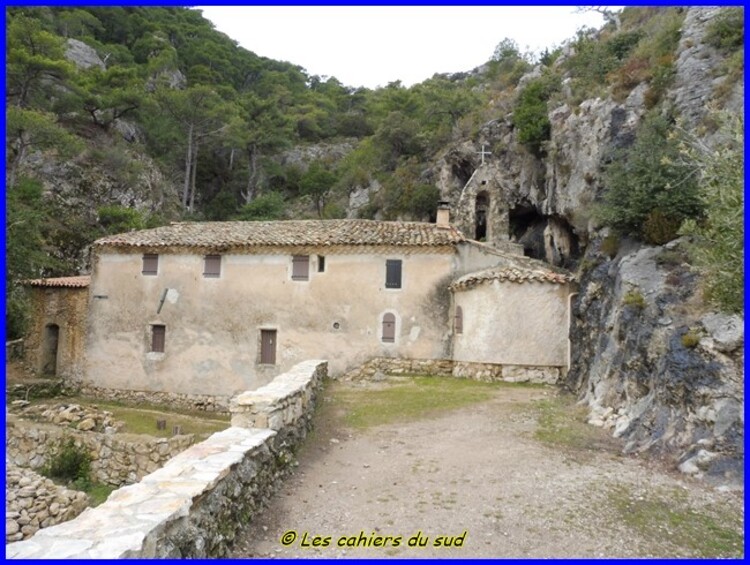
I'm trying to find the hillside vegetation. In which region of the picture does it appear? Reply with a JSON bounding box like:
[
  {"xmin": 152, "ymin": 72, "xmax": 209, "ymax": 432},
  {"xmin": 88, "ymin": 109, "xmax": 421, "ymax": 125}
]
[{"xmin": 5, "ymin": 6, "xmax": 743, "ymax": 338}]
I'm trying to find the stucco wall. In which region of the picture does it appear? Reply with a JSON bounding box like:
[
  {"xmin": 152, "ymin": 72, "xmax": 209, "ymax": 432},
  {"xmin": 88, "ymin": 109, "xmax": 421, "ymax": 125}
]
[
  {"xmin": 454, "ymin": 241, "xmax": 524, "ymax": 276},
  {"xmin": 25, "ymin": 287, "xmax": 88, "ymax": 381},
  {"xmin": 452, "ymin": 280, "xmax": 571, "ymax": 367},
  {"xmin": 85, "ymin": 248, "xmax": 458, "ymax": 396}
]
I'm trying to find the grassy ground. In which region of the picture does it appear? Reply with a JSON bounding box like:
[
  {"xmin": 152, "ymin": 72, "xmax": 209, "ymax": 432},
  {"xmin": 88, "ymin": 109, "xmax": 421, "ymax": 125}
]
[
  {"xmin": 330, "ymin": 375, "xmax": 538, "ymax": 429},
  {"xmin": 531, "ymin": 394, "xmax": 622, "ymax": 454},
  {"xmin": 606, "ymin": 484, "xmax": 743, "ymax": 557}
]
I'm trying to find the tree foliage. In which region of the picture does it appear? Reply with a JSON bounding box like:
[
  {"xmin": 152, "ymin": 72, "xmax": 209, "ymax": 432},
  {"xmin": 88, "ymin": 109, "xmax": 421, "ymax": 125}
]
[
  {"xmin": 679, "ymin": 115, "xmax": 744, "ymax": 313},
  {"xmin": 512, "ymin": 73, "xmax": 559, "ymax": 155},
  {"xmin": 601, "ymin": 112, "xmax": 703, "ymax": 244}
]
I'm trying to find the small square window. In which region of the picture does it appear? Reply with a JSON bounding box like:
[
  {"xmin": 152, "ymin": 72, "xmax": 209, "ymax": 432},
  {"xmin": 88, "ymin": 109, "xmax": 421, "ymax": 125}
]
[
  {"xmin": 318, "ymin": 255, "xmax": 326, "ymax": 273},
  {"xmin": 142, "ymin": 254, "xmax": 158, "ymax": 276},
  {"xmin": 292, "ymin": 255, "xmax": 309, "ymax": 281},
  {"xmin": 151, "ymin": 324, "xmax": 166, "ymax": 353},
  {"xmin": 203, "ymin": 255, "xmax": 221, "ymax": 278}
]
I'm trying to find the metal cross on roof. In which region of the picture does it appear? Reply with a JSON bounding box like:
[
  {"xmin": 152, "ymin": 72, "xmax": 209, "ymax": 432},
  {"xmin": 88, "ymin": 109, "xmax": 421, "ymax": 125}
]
[{"xmin": 477, "ymin": 144, "xmax": 492, "ymax": 165}]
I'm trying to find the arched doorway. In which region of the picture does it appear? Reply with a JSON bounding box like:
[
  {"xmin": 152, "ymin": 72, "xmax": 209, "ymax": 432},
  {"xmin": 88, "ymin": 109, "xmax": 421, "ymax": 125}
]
[
  {"xmin": 475, "ymin": 191, "xmax": 489, "ymax": 241},
  {"xmin": 41, "ymin": 324, "xmax": 60, "ymax": 377}
]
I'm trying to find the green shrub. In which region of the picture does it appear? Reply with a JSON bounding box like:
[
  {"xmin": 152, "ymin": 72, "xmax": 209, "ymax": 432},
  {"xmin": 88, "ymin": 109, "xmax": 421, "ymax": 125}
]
[
  {"xmin": 681, "ymin": 331, "xmax": 700, "ymax": 349},
  {"xmin": 623, "ymin": 290, "xmax": 647, "ymax": 310},
  {"xmin": 600, "ymin": 234, "xmax": 620, "ymax": 259},
  {"xmin": 601, "ymin": 111, "xmax": 703, "ymax": 244},
  {"xmin": 235, "ymin": 192, "xmax": 286, "ymax": 221},
  {"xmin": 97, "ymin": 205, "xmax": 145, "ymax": 234},
  {"xmin": 512, "ymin": 74, "xmax": 560, "ymax": 155},
  {"xmin": 679, "ymin": 114, "xmax": 743, "ymax": 314},
  {"xmin": 42, "ymin": 438, "xmax": 91, "ymax": 484},
  {"xmin": 643, "ymin": 209, "xmax": 683, "ymax": 245},
  {"xmin": 656, "ymin": 249, "xmax": 684, "ymax": 267},
  {"xmin": 705, "ymin": 8, "xmax": 744, "ymax": 51}
]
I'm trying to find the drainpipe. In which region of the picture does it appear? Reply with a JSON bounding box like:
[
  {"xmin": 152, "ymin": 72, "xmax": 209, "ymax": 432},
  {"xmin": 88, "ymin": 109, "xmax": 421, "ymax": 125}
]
[{"xmin": 567, "ymin": 292, "xmax": 579, "ymax": 375}]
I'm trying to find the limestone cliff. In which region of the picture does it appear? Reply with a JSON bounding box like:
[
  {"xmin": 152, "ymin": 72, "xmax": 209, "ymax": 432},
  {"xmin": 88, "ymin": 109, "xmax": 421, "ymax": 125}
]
[{"xmin": 427, "ymin": 7, "xmax": 743, "ymax": 483}]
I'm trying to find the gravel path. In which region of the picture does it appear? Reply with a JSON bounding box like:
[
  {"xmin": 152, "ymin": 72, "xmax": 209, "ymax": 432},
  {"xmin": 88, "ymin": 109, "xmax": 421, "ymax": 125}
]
[{"xmin": 231, "ymin": 382, "xmax": 743, "ymax": 558}]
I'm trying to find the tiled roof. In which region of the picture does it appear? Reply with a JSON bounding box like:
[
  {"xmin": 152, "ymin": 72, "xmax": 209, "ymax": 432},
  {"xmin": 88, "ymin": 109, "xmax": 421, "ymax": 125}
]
[
  {"xmin": 451, "ymin": 264, "xmax": 573, "ymax": 291},
  {"xmin": 93, "ymin": 220, "xmax": 466, "ymax": 250},
  {"xmin": 26, "ymin": 276, "xmax": 90, "ymax": 288}
]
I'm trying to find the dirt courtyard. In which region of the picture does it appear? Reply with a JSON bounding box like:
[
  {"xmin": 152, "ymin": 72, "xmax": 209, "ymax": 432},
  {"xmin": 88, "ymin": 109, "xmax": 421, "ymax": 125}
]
[{"xmin": 231, "ymin": 378, "xmax": 743, "ymax": 559}]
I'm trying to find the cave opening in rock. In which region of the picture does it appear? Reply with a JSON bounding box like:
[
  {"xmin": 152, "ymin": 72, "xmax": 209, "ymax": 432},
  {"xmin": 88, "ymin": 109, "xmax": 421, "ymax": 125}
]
[
  {"xmin": 509, "ymin": 205, "xmax": 580, "ymax": 266},
  {"xmin": 452, "ymin": 160, "xmax": 474, "ymax": 187},
  {"xmin": 475, "ymin": 191, "xmax": 489, "ymax": 241}
]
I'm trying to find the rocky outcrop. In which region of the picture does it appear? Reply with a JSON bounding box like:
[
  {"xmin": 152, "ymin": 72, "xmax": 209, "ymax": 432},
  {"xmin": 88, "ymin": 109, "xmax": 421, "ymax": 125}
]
[
  {"xmin": 425, "ymin": 9, "xmax": 743, "ymax": 484},
  {"xmin": 668, "ymin": 8, "xmax": 737, "ymax": 132},
  {"xmin": 19, "ymin": 144, "xmax": 180, "ymax": 272},
  {"xmin": 566, "ymin": 237, "xmax": 743, "ymax": 485},
  {"xmin": 65, "ymin": 39, "xmax": 105, "ymax": 71},
  {"xmin": 275, "ymin": 139, "xmax": 356, "ymax": 171}
]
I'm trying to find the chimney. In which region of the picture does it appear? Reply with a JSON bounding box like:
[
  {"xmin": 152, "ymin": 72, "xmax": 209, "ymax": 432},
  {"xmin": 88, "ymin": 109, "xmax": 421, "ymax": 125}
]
[{"xmin": 436, "ymin": 201, "xmax": 451, "ymax": 227}]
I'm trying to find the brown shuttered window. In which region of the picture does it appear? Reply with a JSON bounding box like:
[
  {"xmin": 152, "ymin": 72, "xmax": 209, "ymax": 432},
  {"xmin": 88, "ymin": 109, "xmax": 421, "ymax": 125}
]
[
  {"xmin": 292, "ymin": 255, "xmax": 309, "ymax": 281},
  {"xmin": 203, "ymin": 254, "xmax": 221, "ymax": 278},
  {"xmin": 382, "ymin": 313, "xmax": 396, "ymax": 343},
  {"xmin": 260, "ymin": 329, "xmax": 277, "ymax": 364},
  {"xmin": 454, "ymin": 306, "xmax": 463, "ymax": 335},
  {"xmin": 385, "ymin": 259, "xmax": 402, "ymax": 289},
  {"xmin": 142, "ymin": 254, "xmax": 158, "ymax": 276},
  {"xmin": 151, "ymin": 325, "xmax": 166, "ymax": 353}
]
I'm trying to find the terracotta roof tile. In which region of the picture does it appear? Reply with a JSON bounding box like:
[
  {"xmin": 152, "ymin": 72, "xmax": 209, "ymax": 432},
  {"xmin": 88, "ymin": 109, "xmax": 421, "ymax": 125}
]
[
  {"xmin": 451, "ymin": 265, "xmax": 573, "ymax": 291},
  {"xmin": 26, "ymin": 276, "xmax": 90, "ymax": 288},
  {"xmin": 93, "ymin": 220, "xmax": 466, "ymax": 250}
]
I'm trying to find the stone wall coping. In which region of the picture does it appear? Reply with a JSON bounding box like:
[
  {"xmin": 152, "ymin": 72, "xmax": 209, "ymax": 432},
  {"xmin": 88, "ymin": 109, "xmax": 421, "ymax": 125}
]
[
  {"xmin": 233, "ymin": 359, "xmax": 326, "ymax": 406},
  {"xmin": 7, "ymin": 360, "xmax": 327, "ymax": 558},
  {"xmin": 6, "ymin": 427, "xmax": 275, "ymax": 559}
]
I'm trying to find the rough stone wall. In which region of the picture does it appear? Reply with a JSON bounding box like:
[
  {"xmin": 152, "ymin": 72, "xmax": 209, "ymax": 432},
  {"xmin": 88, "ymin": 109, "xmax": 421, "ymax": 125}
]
[
  {"xmin": 452, "ymin": 362, "xmax": 561, "ymax": 385},
  {"xmin": 230, "ymin": 359, "xmax": 326, "ymax": 431},
  {"xmin": 6, "ymin": 415, "xmax": 195, "ymax": 487},
  {"xmin": 5, "ymin": 464, "xmax": 89, "ymax": 543},
  {"xmin": 24, "ymin": 286, "xmax": 88, "ymax": 381},
  {"xmin": 10, "ymin": 401, "xmax": 121, "ymax": 432},
  {"xmin": 343, "ymin": 357, "xmax": 454, "ymax": 380},
  {"xmin": 77, "ymin": 385, "xmax": 230, "ymax": 413},
  {"xmin": 342, "ymin": 357, "xmax": 560, "ymax": 385},
  {"xmin": 6, "ymin": 360, "xmax": 327, "ymax": 558}
]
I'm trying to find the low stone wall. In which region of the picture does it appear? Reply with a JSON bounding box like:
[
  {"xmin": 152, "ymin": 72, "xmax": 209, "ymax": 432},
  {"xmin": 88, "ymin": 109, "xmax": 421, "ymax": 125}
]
[
  {"xmin": 7, "ymin": 360, "xmax": 328, "ymax": 558},
  {"xmin": 6, "ymin": 416, "xmax": 195, "ymax": 486},
  {"xmin": 343, "ymin": 357, "xmax": 454, "ymax": 380},
  {"xmin": 452, "ymin": 361, "xmax": 561, "ymax": 384},
  {"xmin": 343, "ymin": 357, "xmax": 561, "ymax": 384},
  {"xmin": 230, "ymin": 360, "xmax": 327, "ymax": 432},
  {"xmin": 10, "ymin": 401, "xmax": 122, "ymax": 432},
  {"xmin": 6, "ymin": 380, "xmax": 67, "ymax": 401},
  {"xmin": 77, "ymin": 385, "xmax": 230, "ymax": 413},
  {"xmin": 5, "ymin": 464, "xmax": 88, "ymax": 543}
]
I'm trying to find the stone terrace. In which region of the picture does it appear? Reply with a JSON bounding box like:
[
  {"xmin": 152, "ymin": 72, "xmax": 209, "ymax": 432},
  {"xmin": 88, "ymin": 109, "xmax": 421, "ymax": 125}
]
[{"xmin": 6, "ymin": 360, "xmax": 327, "ymax": 558}]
